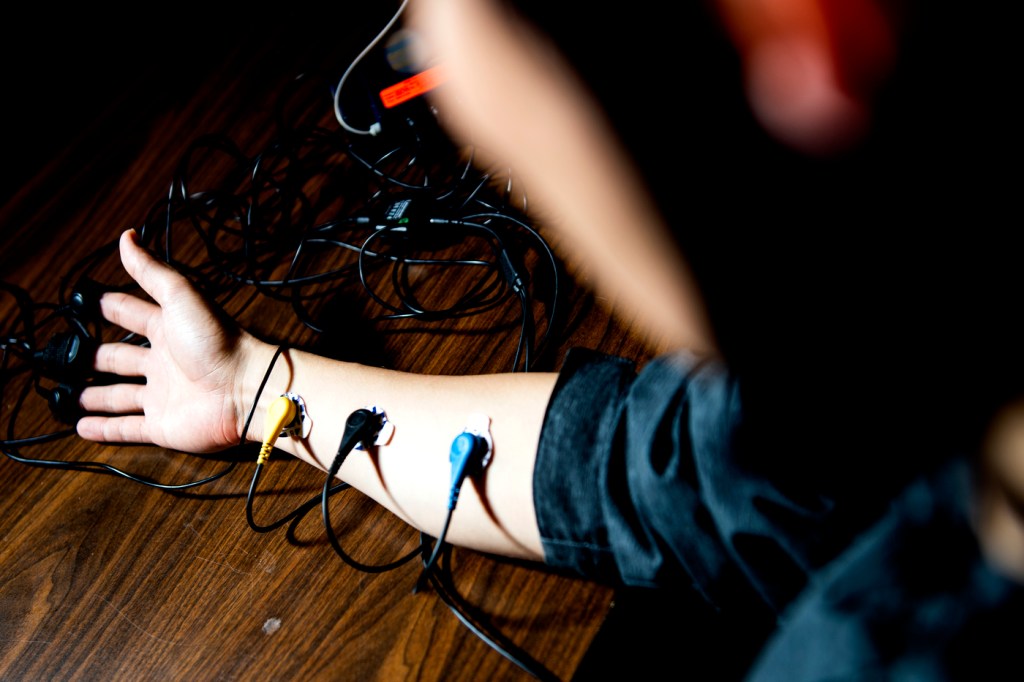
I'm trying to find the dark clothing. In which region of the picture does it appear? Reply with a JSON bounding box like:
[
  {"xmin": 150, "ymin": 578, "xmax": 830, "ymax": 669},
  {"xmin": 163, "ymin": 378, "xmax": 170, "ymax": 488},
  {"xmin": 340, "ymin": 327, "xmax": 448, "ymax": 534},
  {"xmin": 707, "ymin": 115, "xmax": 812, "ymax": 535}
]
[
  {"xmin": 535, "ymin": 348, "xmax": 875, "ymax": 612},
  {"xmin": 748, "ymin": 457, "xmax": 1023, "ymax": 681},
  {"xmin": 517, "ymin": 1, "xmax": 1022, "ymax": 678},
  {"xmin": 536, "ymin": 348, "xmax": 822, "ymax": 613},
  {"xmin": 536, "ymin": 348, "xmax": 1022, "ymax": 680}
]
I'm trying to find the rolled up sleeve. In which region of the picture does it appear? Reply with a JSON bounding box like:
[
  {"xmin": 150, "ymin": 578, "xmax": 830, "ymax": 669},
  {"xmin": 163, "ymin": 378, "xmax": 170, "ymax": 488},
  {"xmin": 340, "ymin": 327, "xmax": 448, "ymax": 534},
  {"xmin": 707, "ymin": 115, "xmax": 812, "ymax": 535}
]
[{"xmin": 534, "ymin": 348, "xmax": 837, "ymax": 615}]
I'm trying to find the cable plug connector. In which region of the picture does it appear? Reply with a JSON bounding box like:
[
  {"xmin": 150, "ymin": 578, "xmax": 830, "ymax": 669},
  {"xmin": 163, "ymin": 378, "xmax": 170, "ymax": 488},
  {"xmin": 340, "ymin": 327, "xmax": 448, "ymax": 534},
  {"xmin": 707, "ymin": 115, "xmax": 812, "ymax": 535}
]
[
  {"xmin": 498, "ymin": 248, "xmax": 526, "ymax": 295},
  {"xmin": 414, "ymin": 413, "xmax": 494, "ymax": 594},
  {"xmin": 257, "ymin": 395, "xmax": 298, "ymax": 465},
  {"xmin": 329, "ymin": 408, "xmax": 387, "ymax": 477},
  {"xmin": 447, "ymin": 413, "xmax": 493, "ymax": 510},
  {"xmin": 34, "ymin": 330, "xmax": 96, "ymax": 381},
  {"xmin": 355, "ymin": 406, "xmax": 393, "ymax": 450},
  {"xmin": 279, "ymin": 392, "xmax": 312, "ymax": 439}
]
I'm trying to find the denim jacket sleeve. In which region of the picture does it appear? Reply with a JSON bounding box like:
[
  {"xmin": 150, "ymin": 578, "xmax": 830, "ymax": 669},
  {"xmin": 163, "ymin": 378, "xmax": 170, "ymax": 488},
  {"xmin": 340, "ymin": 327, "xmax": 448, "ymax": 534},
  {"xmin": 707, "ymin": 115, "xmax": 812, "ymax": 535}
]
[{"xmin": 534, "ymin": 347, "xmax": 844, "ymax": 615}]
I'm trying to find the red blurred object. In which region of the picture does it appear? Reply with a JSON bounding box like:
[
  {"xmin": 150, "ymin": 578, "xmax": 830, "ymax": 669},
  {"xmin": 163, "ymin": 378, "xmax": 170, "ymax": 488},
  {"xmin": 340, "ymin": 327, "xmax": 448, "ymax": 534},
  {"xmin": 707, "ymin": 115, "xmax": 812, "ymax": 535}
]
[{"xmin": 713, "ymin": 0, "xmax": 899, "ymax": 155}]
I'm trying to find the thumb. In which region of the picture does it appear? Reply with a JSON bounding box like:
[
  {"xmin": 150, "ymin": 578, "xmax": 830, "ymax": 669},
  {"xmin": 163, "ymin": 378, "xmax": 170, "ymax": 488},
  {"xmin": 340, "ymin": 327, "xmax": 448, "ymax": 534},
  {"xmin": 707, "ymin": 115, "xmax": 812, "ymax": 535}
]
[{"xmin": 119, "ymin": 229, "xmax": 189, "ymax": 304}]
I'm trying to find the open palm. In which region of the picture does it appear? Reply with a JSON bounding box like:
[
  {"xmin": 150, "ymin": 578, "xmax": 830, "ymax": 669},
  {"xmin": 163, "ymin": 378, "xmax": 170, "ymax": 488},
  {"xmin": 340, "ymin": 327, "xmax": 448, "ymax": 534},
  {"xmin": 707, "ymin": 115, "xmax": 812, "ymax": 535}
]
[{"xmin": 76, "ymin": 230, "xmax": 253, "ymax": 453}]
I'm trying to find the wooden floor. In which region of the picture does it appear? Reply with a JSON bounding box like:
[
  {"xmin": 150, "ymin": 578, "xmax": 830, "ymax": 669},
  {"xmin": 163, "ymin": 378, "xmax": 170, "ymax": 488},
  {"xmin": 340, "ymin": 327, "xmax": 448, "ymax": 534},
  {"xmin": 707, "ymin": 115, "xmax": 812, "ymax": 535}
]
[{"xmin": 0, "ymin": 9, "xmax": 662, "ymax": 682}]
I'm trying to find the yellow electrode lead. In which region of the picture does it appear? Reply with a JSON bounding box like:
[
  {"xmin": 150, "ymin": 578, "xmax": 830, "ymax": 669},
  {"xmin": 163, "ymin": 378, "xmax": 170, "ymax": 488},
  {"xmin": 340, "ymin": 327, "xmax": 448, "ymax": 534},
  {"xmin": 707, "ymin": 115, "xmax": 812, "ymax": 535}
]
[{"xmin": 257, "ymin": 395, "xmax": 298, "ymax": 465}]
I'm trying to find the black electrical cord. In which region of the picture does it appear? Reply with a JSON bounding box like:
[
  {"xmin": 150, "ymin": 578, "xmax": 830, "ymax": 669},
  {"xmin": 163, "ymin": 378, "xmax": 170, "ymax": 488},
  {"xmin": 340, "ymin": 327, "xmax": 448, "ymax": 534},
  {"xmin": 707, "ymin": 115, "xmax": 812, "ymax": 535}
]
[
  {"xmin": 320, "ymin": 408, "xmax": 419, "ymax": 572},
  {"xmin": 412, "ymin": 514, "xmax": 453, "ymax": 595},
  {"xmin": 2, "ymin": 370, "xmax": 237, "ymax": 490},
  {"xmin": 242, "ymin": 346, "xmax": 341, "ymax": 533},
  {"xmin": 241, "ymin": 354, "xmax": 362, "ymax": 535},
  {"xmin": 451, "ymin": 212, "xmax": 562, "ymax": 371},
  {"xmin": 1, "ymin": 280, "xmax": 235, "ymax": 489},
  {"xmin": 421, "ymin": 541, "xmax": 561, "ymax": 682},
  {"xmin": 414, "ymin": 425, "xmax": 491, "ymax": 592},
  {"xmin": 356, "ymin": 224, "xmax": 509, "ymax": 322},
  {"xmin": 247, "ymin": 461, "xmax": 351, "ymax": 533},
  {"xmin": 120, "ymin": 81, "xmax": 555, "ymax": 349}
]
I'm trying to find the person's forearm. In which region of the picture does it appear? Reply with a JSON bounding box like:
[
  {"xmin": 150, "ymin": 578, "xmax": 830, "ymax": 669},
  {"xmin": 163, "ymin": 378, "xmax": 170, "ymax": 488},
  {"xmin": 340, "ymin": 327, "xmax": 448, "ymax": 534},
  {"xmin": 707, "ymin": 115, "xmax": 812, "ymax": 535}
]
[{"xmin": 236, "ymin": 336, "xmax": 557, "ymax": 561}]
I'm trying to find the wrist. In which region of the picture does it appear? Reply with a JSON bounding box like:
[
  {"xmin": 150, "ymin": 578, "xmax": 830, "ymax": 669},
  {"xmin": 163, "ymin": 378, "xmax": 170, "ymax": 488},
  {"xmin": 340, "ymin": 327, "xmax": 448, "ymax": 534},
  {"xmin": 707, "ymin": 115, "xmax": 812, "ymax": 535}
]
[{"xmin": 235, "ymin": 337, "xmax": 291, "ymax": 444}]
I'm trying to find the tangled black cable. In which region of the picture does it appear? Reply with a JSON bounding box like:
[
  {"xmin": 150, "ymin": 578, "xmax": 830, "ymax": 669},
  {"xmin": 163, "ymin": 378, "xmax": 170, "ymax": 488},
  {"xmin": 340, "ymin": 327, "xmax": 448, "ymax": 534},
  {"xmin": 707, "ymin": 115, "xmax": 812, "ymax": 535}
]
[
  {"xmin": 0, "ymin": 280, "xmax": 237, "ymax": 489},
  {"xmin": 125, "ymin": 91, "xmax": 558, "ymax": 369}
]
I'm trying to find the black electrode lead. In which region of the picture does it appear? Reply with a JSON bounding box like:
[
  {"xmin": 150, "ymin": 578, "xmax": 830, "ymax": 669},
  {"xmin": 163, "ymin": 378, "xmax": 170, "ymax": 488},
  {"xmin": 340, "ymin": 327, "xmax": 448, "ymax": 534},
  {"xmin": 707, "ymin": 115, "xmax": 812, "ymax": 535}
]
[{"xmin": 322, "ymin": 408, "xmax": 419, "ymax": 572}]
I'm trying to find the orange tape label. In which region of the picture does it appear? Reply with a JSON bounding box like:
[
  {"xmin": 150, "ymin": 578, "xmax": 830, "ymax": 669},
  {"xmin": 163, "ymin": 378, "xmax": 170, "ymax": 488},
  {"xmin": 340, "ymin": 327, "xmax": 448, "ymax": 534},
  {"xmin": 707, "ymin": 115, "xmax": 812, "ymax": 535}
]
[{"xmin": 379, "ymin": 65, "xmax": 447, "ymax": 109}]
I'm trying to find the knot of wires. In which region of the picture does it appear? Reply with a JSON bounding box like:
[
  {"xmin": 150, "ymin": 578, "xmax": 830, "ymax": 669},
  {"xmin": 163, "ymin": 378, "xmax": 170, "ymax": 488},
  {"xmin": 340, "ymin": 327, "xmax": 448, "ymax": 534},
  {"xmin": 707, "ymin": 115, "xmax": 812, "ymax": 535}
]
[{"xmin": 131, "ymin": 73, "xmax": 560, "ymax": 371}]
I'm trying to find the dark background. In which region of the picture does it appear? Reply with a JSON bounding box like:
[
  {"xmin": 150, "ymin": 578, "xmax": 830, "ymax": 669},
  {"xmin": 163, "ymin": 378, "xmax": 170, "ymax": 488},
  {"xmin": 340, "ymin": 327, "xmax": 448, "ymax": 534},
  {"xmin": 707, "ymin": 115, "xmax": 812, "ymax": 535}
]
[{"xmin": 0, "ymin": 9, "xmax": 394, "ymax": 210}]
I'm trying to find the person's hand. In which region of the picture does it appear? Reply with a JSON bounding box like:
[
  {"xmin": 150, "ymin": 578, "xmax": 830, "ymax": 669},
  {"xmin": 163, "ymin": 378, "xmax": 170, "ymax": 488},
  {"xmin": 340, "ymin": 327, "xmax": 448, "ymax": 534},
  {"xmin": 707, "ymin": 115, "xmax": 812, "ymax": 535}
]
[{"xmin": 76, "ymin": 229, "xmax": 257, "ymax": 453}]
